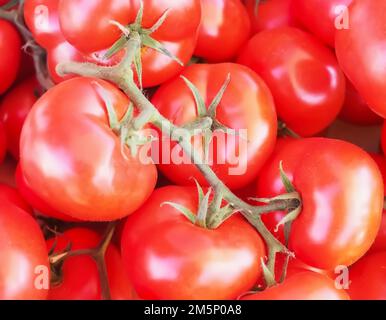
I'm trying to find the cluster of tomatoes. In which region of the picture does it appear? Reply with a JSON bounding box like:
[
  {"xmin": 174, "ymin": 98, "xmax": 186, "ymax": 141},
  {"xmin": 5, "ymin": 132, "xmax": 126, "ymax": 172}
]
[{"xmin": 1, "ymin": 0, "xmax": 386, "ymax": 301}]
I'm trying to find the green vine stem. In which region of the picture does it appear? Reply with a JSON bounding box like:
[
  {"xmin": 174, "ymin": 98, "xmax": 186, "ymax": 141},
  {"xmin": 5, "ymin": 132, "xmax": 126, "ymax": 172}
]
[
  {"xmin": 0, "ymin": 1, "xmax": 54, "ymax": 90},
  {"xmin": 56, "ymin": 32, "xmax": 300, "ymax": 279}
]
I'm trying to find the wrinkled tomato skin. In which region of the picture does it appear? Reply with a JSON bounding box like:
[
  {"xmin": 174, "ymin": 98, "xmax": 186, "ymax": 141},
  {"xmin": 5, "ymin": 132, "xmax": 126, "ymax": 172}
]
[
  {"xmin": 238, "ymin": 27, "xmax": 345, "ymax": 137},
  {"xmin": 336, "ymin": 0, "xmax": 386, "ymax": 118},
  {"xmin": 0, "ymin": 203, "xmax": 49, "ymax": 300},
  {"xmin": 151, "ymin": 63, "xmax": 277, "ymax": 190},
  {"xmin": 243, "ymin": 271, "xmax": 349, "ymax": 300},
  {"xmin": 0, "ymin": 184, "xmax": 33, "ymax": 215},
  {"xmin": 121, "ymin": 186, "xmax": 266, "ymax": 300},
  {"xmin": 292, "ymin": 0, "xmax": 352, "ymax": 47},
  {"xmin": 0, "ymin": 78, "xmax": 40, "ymax": 159},
  {"xmin": 339, "ymin": 79, "xmax": 382, "ymax": 126},
  {"xmin": 257, "ymin": 138, "xmax": 383, "ymax": 270},
  {"xmin": 20, "ymin": 77, "xmax": 157, "ymax": 221},
  {"xmin": 24, "ymin": 0, "xmax": 62, "ymax": 48},
  {"xmin": 244, "ymin": 0, "xmax": 299, "ymax": 34},
  {"xmin": 15, "ymin": 164, "xmax": 77, "ymax": 221},
  {"xmin": 47, "ymin": 228, "xmax": 134, "ymax": 300},
  {"xmin": 0, "ymin": 20, "xmax": 22, "ymax": 94},
  {"xmin": 348, "ymin": 252, "xmax": 386, "ymax": 300},
  {"xmin": 195, "ymin": 0, "xmax": 251, "ymax": 62}
]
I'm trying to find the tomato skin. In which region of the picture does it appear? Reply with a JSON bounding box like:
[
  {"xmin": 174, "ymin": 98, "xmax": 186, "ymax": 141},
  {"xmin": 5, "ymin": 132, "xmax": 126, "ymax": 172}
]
[
  {"xmin": 15, "ymin": 164, "xmax": 77, "ymax": 221},
  {"xmin": 0, "ymin": 78, "xmax": 40, "ymax": 159},
  {"xmin": 257, "ymin": 138, "xmax": 383, "ymax": 270},
  {"xmin": 47, "ymin": 228, "xmax": 134, "ymax": 300},
  {"xmin": 0, "ymin": 20, "xmax": 22, "ymax": 94},
  {"xmin": 238, "ymin": 27, "xmax": 345, "ymax": 137},
  {"xmin": 244, "ymin": 0, "xmax": 299, "ymax": 34},
  {"xmin": 243, "ymin": 271, "xmax": 349, "ymax": 300},
  {"xmin": 0, "ymin": 202, "xmax": 49, "ymax": 300},
  {"xmin": 336, "ymin": 0, "xmax": 386, "ymax": 118},
  {"xmin": 382, "ymin": 123, "xmax": 386, "ymax": 156},
  {"xmin": 292, "ymin": 0, "xmax": 352, "ymax": 47},
  {"xmin": 339, "ymin": 79, "xmax": 382, "ymax": 126},
  {"xmin": 24, "ymin": 0, "xmax": 62, "ymax": 48},
  {"xmin": 348, "ymin": 252, "xmax": 386, "ymax": 300},
  {"xmin": 151, "ymin": 63, "xmax": 277, "ymax": 190},
  {"xmin": 194, "ymin": 0, "xmax": 251, "ymax": 62},
  {"xmin": 20, "ymin": 77, "xmax": 158, "ymax": 222},
  {"xmin": 121, "ymin": 186, "xmax": 266, "ymax": 300},
  {"xmin": 0, "ymin": 122, "xmax": 6, "ymax": 164},
  {"xmin": 0, "ymin": 184, "xmax": 33, "ymax": 215}
]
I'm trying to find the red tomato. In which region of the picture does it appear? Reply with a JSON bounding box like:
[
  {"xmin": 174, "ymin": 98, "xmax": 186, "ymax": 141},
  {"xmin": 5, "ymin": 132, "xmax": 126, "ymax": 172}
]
[
  {"xmin": 0, "ymin": 202, "xmax": 49, "ymax": 299},
  {"xmin": 15, "ymin": 164, "xmax": 77, "ymax": 221},
  {"xmin": 336, "ymin": 0, "xmax": 386, "ymax": 118},
  {"xmin": 151, "ymin": 63, "xmax": 277, "ymax": 190},
  {"xmin": 194, "ymin": 0, "xmax": 251, "ymax": 62},
  {"xmin": 243, "ymin": 271, "xmax": 349, "ymax": 300},
  {"xmin": 0, "ymin": 156, "xmax": 16, "ymax": 186},
  {"xmin": 0, "ymin": 184, "xmax": 33, "ymax": 215},
  {"xmin": 0, "ymin": 20, "xmax": 22, "ymax": 94},
  {"xmin": 0, "ymin": 122, "xmax": 6, "ymax": 164},
  {"xmin": 20, "ymin": 77, "xmax": 157, "ymax": 221},
  {"xmin": 348, "ymin": 252, "xmax": 386, "ymax": 300},
  {"xmin": 244, "ymin": 0, "xmax": 299, "ymax": 34},
  {"xmin": 47, "ymin": 228, "xmax": 134, "ymax": 300},
  {"xmin": 0, "ymin": 77, "xmax": 40, "ymax": 159},
  {"xmin": 238, "ymin": 27, "xmax": 345, "ymax": 136},
  {"xmin": 368, "ymin": 154, "xmax": 386, "ymax": 253},
  {"xmin": 24, "ymin": 0, "xmax": 62, "ymax": 48},
  {"xmin": 256, "ymin": 138, "xmax": 383, "ymax": 270},
  {"xmin": 292, "ymin": 0, "xmax": 352, "ymax": 47},
  {"xmin": 382, "ymin": 123, "xmax": 386, "ymax": 156},
  {"xmin": 121, "ymin": 186, "xmax": 266, "ymax": 300},
  {"xmin": 339, "ymin": 79, "xmax": 382, "ymax": 126}
]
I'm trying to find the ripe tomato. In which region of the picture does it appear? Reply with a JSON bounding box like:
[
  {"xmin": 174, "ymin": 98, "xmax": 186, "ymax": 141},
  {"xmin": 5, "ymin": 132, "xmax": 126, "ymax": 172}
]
[
  {"xmin": 24, "ymin": 0, "xmax": 62, "ymax": 48},
  {"xmin": 0, "ymin": 19, "xmax": 22, "ymax": 94},
  {"xmin": 244, "ymin": 0, "xmax": 299, "ymax": 34},
  {"xmin": 243, "ymin": 271, "xmax": 349, "ymax": 300},
  {"xmin": 339, "ymin": 79, "xmax": 382, "ymax": 126},
  {"xmin": 348, "ymin": 252, "xmax": 386, "ymax": 300},
  {"xmin": 256, "ymin": 138, "xmax": 383, "ymax": 270},
  {"xmin": 0, "ymin": 77, "xmax": 40, "ymax": 159},
  {"xmin": 15, "ymin": 164, "xmax": 77, "ymax": 221},
  {"xmin": 194, "ymin": 0, "xmax": 251, "ymax": 62},
  {"xmin": 0, "ymin": 202, "xmax": 49, "ymax": 300},
  {"xmin": 47, "ymin": 228, "xmax": 134, "ymax": 300},
  {"xmin": 238, "ymin": 27, "xmax": 345, "ymax": 137},
  {"xmin": 151, "ymin": 63, "xmax": 277, "ymax": 190},
  {"xmin": 292, "ymin": 0, "xmax": 352, "ymax": 47},
  {"xmin": 336, "ymin": 0, "xmax": 386, "ymax": 118},
  {"xmin": 368, "ymin": 154, "xmax": 386, "ymax": 253},
  {"xmin": 20, "ymin": 77, "xmax": 157, "ymax": 221},
  {"xmin": 121, "ymin": 186, "xmax": 266, "ymax": 300},
  {"xmin": 381, "ymin": 123, "xmax": 386, "ymax": 156},
  {"xmin": 0, "ymin": 121, "xmax": 6, "ymax": 164},
  {"xmin": 0, "ymin": 184, "xmax": 33, "ymax": 215}
]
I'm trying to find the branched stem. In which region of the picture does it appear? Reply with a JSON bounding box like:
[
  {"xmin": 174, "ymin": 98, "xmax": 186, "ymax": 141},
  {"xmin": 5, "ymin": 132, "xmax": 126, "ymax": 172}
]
[{"xmin": 57, "ymin": 33, "xmax": 298, "ymax": 279}]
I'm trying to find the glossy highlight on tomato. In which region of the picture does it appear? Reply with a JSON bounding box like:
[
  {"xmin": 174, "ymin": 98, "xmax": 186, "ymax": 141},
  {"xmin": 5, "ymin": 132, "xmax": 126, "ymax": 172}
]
[
  {"xmin": 238, "ymin": 27, "xmax": 346, "ymax": 137},
  {"xmin": 20, "ymin": 77, "xmax": 158, "ymax": 221},
  {"xmin": 121, "ymin": 186, "xmax": 266, "ymax": 300}
]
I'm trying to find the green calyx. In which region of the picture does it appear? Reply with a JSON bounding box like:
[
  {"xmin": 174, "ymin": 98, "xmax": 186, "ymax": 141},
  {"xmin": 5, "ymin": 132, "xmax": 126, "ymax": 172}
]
[
  {"xmin": 162, "ymin": 181, "xmax": 237, "ymax": 230},
  {"xmin": 105, "ymin": 0, "xmax": 183, "ymax": 89}
]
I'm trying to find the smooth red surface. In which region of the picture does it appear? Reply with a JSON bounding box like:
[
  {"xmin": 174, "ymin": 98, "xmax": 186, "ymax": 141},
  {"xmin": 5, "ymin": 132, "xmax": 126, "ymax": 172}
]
[
  {"xmin": 195, "ymin": 0, "xmax": 251, "ymax": 62},
  {"xmin": 20, "ymin": 77, "xmax": 157, "ymax": 221},
  {"xmin": 238, "ymin": 27, "xmax": 345, "ymax": 136},
  {"xmin": 336, "ymin": 0, "xmax": 386, "ymax": 118},
  {"xmin": 121, "ymin": 186, "xmax": 266, "ymax": 300},
  {"xmin": 243, "ymin": 271, "xmax": 350, "ymax": 300},
  {"xmin": 0, "ymin": 203, "xmax": 49, "ymax": 300},
  {"xmin": 0, "ymin": 122, "xmax": 6, "ymax": 164},
  {"xmin": 152, "ymin": 63, "xmax": 277, "ymax": 190},
  {"xmin": 0, "ymin": 184, "xmax": 33, "ymax": 215}
]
